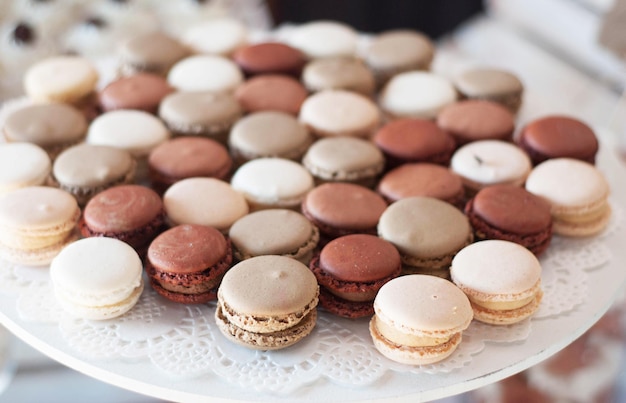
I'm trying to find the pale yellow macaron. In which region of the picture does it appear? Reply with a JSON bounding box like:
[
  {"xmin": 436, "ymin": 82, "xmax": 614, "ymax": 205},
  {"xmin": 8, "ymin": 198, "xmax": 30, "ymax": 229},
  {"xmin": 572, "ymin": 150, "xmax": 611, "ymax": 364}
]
[
  {"xmin": 450, "ymin": 240, "xmax": 543, "ymax": 325},
  {"xmin": 23, "ymin": 56, "xmax": 99, "ymax": 104},
  {"xmin": 0, "ymin": 143, "xmax": 51, "ymax": 194},
  {"xmin": 0, "ymin": 186, "xmax": 80, "ymax": 266},
  {"xmin": 370, "ymin": 274, "xmax": 473, "ymax": 365}
]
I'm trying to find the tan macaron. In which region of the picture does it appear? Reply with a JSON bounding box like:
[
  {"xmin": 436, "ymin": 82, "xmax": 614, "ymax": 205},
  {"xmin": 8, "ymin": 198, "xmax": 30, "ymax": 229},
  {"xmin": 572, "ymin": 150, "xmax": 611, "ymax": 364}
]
[
  {"xmin": 370, "ymin": 274, "xmax": 473, "ymax": 365},
  {"xmin": 450, "ymin": 240, "xmax": 543, "ymax": 325}
]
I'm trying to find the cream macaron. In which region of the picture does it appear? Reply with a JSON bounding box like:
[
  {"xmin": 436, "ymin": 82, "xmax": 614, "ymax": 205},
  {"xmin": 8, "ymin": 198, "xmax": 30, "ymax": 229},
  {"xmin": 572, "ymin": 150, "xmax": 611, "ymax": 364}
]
[
  {"xmin": 215, "ymin": 255, "xmax": 320, "ymax": 350},
  {"xmin": 230, "ymin": 158, "xmax": 314, "ymax": 211},
  {"xmin": 450, "ymin": 240, "xmax": 543, "ymax": 325},
  {"xmin": 0, "ymin": 186, "xmax": 80, "ymax": 266},
  {"xmin": 370, "ymin": 274, "xmax": 473, "ymax": 365},
  {"xmin": 167, "ymin": 55, "xmax": 244, "ymax": 93},
  {"xmin": 525, "ymin": 158, "xmax": 611, "ymax": 237},
  {"xmin": 287, "ymin": 20, "xmax": 358, "ymax": 59},
  {"xmin": 181, "ymin": 17, "xmax": 248, "ymax": 56},
  {"xmin": 163, "ymin": 177, "xmax": 248, "ymax": 233},
  {"xmin": 50, "ymin": 237, "xmax": 144, "ymax": 320},
  {"xmin": 0, "ymin": 143, "xmax": 51, "ymax": 194}
]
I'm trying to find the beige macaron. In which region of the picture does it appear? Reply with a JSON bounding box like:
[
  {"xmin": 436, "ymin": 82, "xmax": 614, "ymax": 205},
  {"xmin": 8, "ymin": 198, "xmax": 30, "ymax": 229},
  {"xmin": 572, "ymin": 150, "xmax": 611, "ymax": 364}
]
[
  {"xmin": 302, "ymin": 57, "xmax": 376, "ymax": 96},
  {"xmin": 163, "ymin": 177, "xmax": 249, "ymax": 233},
  {"xmin": 215, "ymin": 255, "xmax": 320, "ymax": 350},
  {"xmin": 450, "ymin": 240, "xmax": 543, "ymax": 325},
  {"xmin": 299, "ymin": 89, "xmax": 381, "ymax": 138},
  {"xmin": 370, "ymin": 274, "xmax": 473, "ymax": 365},
  {"xmin": 0, "ymin": 143, "xmax": 51, "ymax": 194}
]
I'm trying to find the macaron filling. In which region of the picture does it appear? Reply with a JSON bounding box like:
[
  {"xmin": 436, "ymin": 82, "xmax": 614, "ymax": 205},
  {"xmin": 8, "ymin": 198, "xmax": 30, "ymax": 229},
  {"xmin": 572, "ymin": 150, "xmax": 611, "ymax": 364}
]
[{"xmin": 372, "ymin": 316, "xmax": 454, "ymax": 347}]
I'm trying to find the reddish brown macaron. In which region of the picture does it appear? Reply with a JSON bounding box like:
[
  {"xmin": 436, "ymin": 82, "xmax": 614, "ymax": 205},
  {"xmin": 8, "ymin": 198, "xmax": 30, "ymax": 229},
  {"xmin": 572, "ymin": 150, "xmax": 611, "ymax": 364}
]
[
  {"xmin": 377, "ymin": 163, "xmax": 465, "ymax": 208},
  {"xmin": 232, "ymin": 42, "xmax": 307, "ymax": 77},
  {"xmin": 235, "ymin": 74, "xmax": 308, "ymax": 116},
  {"xmin": 310, "ymin": 234, "xmax": 401, "ymax": 318},
  {"xmin": 373, "ymin": 118, "xmax": 456, "ymax": 169},
  {"xmin": 516, "ymin": 115, "xmax": 599, "ymax": 165},
  {"xmin": 146, "ymin": 224, "xmax": 233, "ymax": 303},
  {"xmin": 148, "ymin": 136, "xmax": 233, "ymax": 194},
  {"xmin": 80, "ymin": 184, "xmax": 166, "ymax": 255},
  {"xmin": 465, "ymin": 184, "xmax": 553, "ymax": 255},
  {"xmin": 436, "ymin": 100, "xmax": 515, "ymax": 146},
  {"xmin": 98, "ymin": 73, "xmax": 175, "ymax": 114},
  {"xmin": 301, "ymin": 183, "xmax": 388, "ymax": 245}
]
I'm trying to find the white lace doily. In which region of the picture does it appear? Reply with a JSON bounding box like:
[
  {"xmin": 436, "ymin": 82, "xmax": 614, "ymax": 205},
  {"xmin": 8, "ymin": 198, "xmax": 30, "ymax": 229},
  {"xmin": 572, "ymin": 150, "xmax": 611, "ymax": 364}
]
[{"xmin": 0, "ymin": 202, "xmax": 620, "ymax": 395}]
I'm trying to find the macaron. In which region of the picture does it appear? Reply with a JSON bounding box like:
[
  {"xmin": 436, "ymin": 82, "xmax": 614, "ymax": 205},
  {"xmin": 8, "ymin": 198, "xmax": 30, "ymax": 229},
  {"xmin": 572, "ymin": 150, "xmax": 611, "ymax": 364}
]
[
  {"xmin": 287, "ymin": 20, "xmax": 358, "ymax": 59},
  {"xmin": 50, "ymin": 237, "xmax": 144, "ymax": 320},
  {"xmin": 364, "ymin": 29, "xmax": 435, "ymax": 87},
  {"xmin": 146, "ymin": 224, "xmax": 233, "ymax": 303},
  {"xmin": 181, "ymin": 17, "xmax": 248, "ymax": 56},
  {"xmin": 158, "ymin": 90, "xmax": 242, "ymax": 144},
  {"xmin": 229, "ymin": 209, "xmax": 319, "ymax": 264},
  {"xmin": 436, "ymin": 100, "xmax": 516, "ymax": 146},
  {"xmin": 98, "ymin": 72, "xmax": 175, "ymax": 114},
  {"xmin": 302, "ymin": 137, "xmax": 385, "ymax": 188},
  {"xmin": 525, "ymin": 158, "xmax": 611, "ymax": 237},
  {"xmin": 302, "ymin": 57, "xmax": 376, "ymax": 96},
  {"xmin": 453, "ymin": 67, "xmax": 524, "ymax": 114},
  {"xmin": 377, "ymin": 163, "xmax": 465, "ymax": 208},
  {"xmin": 163, "ymin": 177, "xmax": 249, "ymax": 232},
  {"xmin": 215, "ymin": 255, "xmax": 320, "ymax": 350},
  {"xmin": 450, "ymin": 140, "xmax": 532, "ymax": 195},
  {"xmin": 235, "ymin": 74, "xmax": 308, "ymax": 116},
  {"xmin": 380, "ymin": 71, "xmax": 457, "ymax": 120},
  {"xmin": 373, "ymin": 118, "xmax": 456, "ymax": 168},
  {"xmin": 465, "ymin": 185, "xmax": 553, "ymax": 255},
  {"xmin": 3, "ymin": 102, "xmax": 88, "ymax": 160},
  {"xmin": 233, "ymin": 42, "xmax": 306, "ymax": 77},
  {"xmin": 228, "ymin": 111, "xmax": 312, "ymax": 166},
  {"xmin": 370, "ymin": 274, "xmax": 473, "ymax": 365},
  {"xmin": 516, "ymin": 116, "xmax": 599, "ymax": 165},
  {"xmin": 310, "ymin": 234, "xmax": 401, "ymax": 318},
  {"xmin": 0, "ymin": 142, "xmax": 51, "ymax": 194},
  {"xmin": 301, "ymin": 182, "xmax": 387, "ymax": 244},
  {"xmin": 167, "ymin": 55, "xmax": 243, "ymax": 93},
  {"xmin": 23, "ymin": 55, "xmax": 98, "ymax": 104},
  {"xmin": 0, "ymin": 186, "xmax": 80, "ymax": 266},
  {"xmin": 51, "ymin": 144, "xmax": 136, "ymax": 206},
  {"xmin": 80, "ymin": 185, "xmax": 165, "ymax": 255},
  {"xmin": 299, "ymin": 89, "xmax": 381, "ymax": 138},
  {"xmin": 378, "ymin": 197, "xmax": 473, "ymax": 277},
  {"xmin": 450, "ymin": 240, "xmax": 543, "ymax": 325},
  {"xmin": 118, "ymin": 31, "xmax": 190, "ymax": 76},
  {"xmin": 148, "ymin": 136, "xmax": 232, "ymax": 194},
  {"xmin": 230, "ymin": 158, "xmax": 314, "ymax": 211}
]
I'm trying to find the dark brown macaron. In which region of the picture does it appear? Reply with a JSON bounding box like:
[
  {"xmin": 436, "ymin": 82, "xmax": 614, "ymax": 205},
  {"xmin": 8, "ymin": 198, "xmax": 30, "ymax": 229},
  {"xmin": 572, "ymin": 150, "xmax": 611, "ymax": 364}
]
[
  {"xmin": 148, "ymin": 136, "xmax": 233, "ymax": 194},
  {"xmin": 465, "ymin": 184, "xmax": 553, "ymax": 255},
  {"xmin": 301, "ymin": 182, "xmax": 387, "ymax": 244},
  {"xmin": 232, "ymin": 42, "xmax": 307, "ymax": 77},
  {"xmin": 80, "ymin": 184, "xmax": 166, "ymax": 255},
  {"xmin": 146, "ymin": 224, "xmax": 233, "ymax": 304},
  {"xmin": 377, "ymin": 163, "xmax": 465, "ymax": 208},
  {"xmin": 516, "ymin": 115, "xmax": 599, "ymax": 165},
  {"xmin": 310, "ymin": 234, "xmax": 401, "ymax": 318},
  {"xmin": 235, "ymin": 74, "xmax": 308, "ymax": 116},
  {"xmin": 437, "ymin": 100, "xmax": 515, "ymax": 146},
  {"xmin": 373, "ymin": 118, "xmax": 456, "ymax": 169},
  {"xmin": 98, "ymin": 73, "xmax": 175, "ymax": 114}
]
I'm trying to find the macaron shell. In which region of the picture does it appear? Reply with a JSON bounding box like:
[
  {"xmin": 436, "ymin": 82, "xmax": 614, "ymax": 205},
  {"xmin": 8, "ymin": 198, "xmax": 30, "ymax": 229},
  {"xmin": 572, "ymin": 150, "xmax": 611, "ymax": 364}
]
[
  {"xmin": 0, "ymin": 232, "xmax": 78, "ymax": 267},
  {"xmin": 288, "ymin": 21, "xmax": 358, "ymax": 59},
  {"xmin": 235, "ymin": 75, "xmax": 308, "ymax": 116},
  {"xmin": 0, "ymin": 143, "xmax": 51, "ymax": 193},
  {"xmin": 167, "ymin": 55, "xmax": 243, "ymax": 93},
  {"xmin": 365, "ymin": 29, "xmax": 434, "ymax": 73},
  {"xmin": 233, "ymin": 42, "xmax": 306, "ymax": 76},
  {"xmin": 181, "ymin": 18, "xmax": 248, "ymax": 56},
  {"xmin": 470, "ymin": 290, "xmax": 543, "ymax": 325},
  {"xmin": 119, "ymin": 31, "xmax": 190, "ymax": 75},
  {"xmin": 24, "ymin": 56, "xmax": 98, "ymax": 103},
  {"xmin": 53, "ymin": 144, "xmax": 135, "ymax": 188},
  {"xmin": 98, "ymin": 73, "xmax": 174, "ymax": 113},
  {"xmin": 302, "ymin": 57, "xmax": 375, "ymax": 95},
  {"xmin": 437, "ymin": 100, "xmax": 515, "ymax": 144}
]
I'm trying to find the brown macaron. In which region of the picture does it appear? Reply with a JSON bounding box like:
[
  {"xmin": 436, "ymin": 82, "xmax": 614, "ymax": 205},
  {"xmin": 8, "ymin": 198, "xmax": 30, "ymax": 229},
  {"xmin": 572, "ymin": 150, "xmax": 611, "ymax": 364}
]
[
  {"xmin": 147, "ymin": 224, "xmax": 233, "ymax": 303},
  {"xmin": 373, "ymin": 118, "xmax": 456, "ymax": 169},
  {"xmin": 310, "ymin": 234, "xmax": 401, "ymax": 318},
  {"xmin": 98, "ymin": 73, "xmax": 175, "ymax": 114},
  {"xmin": 465, "ymin": 185, "xmax": 553, "ymax": 255},
  {"xmin": 436, "ymin": 100, "xmax": 515, "ymax": 146},
  {"xmin": 377, "ymin": 163, "xmax": 465, "ymax": 208},
  {"xmin": 232, "ymin": 42, "xmax": 307, "ymax": 77},
  {"xmin": 148, "ymin": 136, "xmax": 232, "ymax": 194},
  {"xmin": 516, "ymin": 115, "xmax": 599, "ymax": 165},
  {"xmin": 80, "ymin": 185, "xmax": 165, "ymax": 255},
  {"xmin": 301, "ymin": 182, "xmax": 387, "ymax": 244},
  {"xmin": 235, "ymin": 74, "xmax": 308, "ymax": 116}
]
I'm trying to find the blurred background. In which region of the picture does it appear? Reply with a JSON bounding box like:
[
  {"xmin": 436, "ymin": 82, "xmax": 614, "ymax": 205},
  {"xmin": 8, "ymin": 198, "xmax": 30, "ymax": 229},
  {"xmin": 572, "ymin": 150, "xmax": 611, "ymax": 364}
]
[{"xmin": 0, "ymin": 0, "xmax": 625, "ymax": 402}]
